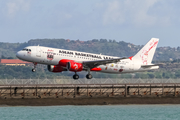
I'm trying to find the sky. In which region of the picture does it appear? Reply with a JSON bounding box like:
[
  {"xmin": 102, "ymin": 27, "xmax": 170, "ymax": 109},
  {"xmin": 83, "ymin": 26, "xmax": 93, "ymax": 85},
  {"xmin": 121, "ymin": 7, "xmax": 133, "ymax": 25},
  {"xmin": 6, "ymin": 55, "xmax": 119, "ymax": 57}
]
[{"xmin": 0, "ymin": 0, "xmax": 180, "ymax": 47}]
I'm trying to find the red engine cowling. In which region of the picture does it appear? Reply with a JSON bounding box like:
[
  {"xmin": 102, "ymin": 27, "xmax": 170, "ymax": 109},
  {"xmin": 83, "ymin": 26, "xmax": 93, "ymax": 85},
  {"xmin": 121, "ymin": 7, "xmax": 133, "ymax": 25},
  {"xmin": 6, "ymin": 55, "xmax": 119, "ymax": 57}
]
[
  {"xmin": 47, "ymin": 65, "xmax": 63, "ymax": 72},
  {"xmin": 58, "ymin": 59, "xmax": 74, "ymax": 67},
  {"xmin": 67, "ymin": 61, "xmax": 83, "ymax": 72},
  {"xmin": 59, "ymin": 59, "xmax": 83, "ymax": 72}
]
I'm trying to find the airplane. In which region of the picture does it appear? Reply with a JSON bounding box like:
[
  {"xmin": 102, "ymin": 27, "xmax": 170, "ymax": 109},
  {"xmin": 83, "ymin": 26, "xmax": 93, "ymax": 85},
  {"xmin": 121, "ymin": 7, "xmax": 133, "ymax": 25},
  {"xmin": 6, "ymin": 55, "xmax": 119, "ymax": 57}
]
[{"xmin": 16, "ymin": 38, "xmax": 160, "ymax": 80}]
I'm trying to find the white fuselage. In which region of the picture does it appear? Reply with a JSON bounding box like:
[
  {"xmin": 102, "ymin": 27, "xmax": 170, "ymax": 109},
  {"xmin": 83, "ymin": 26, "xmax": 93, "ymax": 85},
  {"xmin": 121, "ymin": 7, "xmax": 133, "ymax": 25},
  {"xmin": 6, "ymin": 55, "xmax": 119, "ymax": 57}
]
[{"xmin": 16, "ymin": 46, "xmax": 158, "ymax": 74}]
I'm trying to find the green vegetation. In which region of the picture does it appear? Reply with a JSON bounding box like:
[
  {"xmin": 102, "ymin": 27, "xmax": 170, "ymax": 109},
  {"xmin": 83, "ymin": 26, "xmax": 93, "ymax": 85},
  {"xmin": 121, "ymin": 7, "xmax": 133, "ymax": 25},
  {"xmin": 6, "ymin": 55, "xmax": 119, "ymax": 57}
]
[
  {"xmin": 0, "ymin": 38, "xmax": 180, "ymax": 79},
  {"xmin": 0, "ymin": 61, "xmax": 180, "ymax": 79},
  {"xmin": 1, "ymin": 38, "xmax": 180, "ymax": 61}
]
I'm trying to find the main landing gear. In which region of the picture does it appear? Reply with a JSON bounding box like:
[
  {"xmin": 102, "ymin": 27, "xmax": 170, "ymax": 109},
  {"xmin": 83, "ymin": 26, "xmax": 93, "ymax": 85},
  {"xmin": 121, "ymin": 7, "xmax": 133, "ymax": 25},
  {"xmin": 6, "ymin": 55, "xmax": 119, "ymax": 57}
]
[
  {"xmin": 86, "ymin": 74, "xmax": 93, "ymax": 79},
  {"xmin": 73, "ymin": 73, "xmax": 79, "ymax": 80},
  {"xmin": 86, "ymin": 68, "xmax": 93, "ymax": 79},
  {"xmin": 32, "ymin": 63, "xmax": 37, "ymax": 72},
  {"xmin": 72, "ymin": 73, "xmax": 93, "ymax": 80},
  {"xmin": 73, "ymin": 68, "xmax": 93, "ymax": 80}
]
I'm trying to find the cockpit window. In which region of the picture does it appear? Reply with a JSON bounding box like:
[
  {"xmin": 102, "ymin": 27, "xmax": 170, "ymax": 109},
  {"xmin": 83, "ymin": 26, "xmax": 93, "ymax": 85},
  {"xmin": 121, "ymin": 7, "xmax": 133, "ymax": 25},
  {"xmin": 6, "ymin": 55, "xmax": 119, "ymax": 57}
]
[
  {"xmin": 22, "ymin": 49, "xmax": 28, "ymax": 51},
  {"xmin": 22, "ymin": 48, "xmax": 31, "ymax": 51}
]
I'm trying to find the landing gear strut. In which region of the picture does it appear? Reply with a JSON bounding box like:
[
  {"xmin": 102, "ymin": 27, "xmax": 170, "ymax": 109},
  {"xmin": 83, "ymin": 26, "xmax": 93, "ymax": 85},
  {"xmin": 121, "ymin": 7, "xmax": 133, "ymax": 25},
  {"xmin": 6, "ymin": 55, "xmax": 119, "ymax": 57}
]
[
  {"xmin": 86, "ymin": 68, "xmax": 93, "ymax": 79},
  {"xmin": 73, "ymin": 73, "xmax": 79, "ymax": 80},
  {"xmin": 72, "ymin": 68, "xmax": 93, "ymax": 80},
  {"xmin": 32, "ymin": 63, "xmax": 37, "ymax": 72}
]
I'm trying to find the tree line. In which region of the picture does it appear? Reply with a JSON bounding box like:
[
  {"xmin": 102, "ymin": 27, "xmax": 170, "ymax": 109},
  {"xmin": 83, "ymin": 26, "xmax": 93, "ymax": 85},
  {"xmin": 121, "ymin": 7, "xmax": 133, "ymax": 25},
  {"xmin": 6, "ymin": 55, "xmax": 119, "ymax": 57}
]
[
  {"xmin": 0, "ymin": 63, "xmax": 180, "ymax": 79},
  {"xmin": 1, "ymin": 38, "xmax": 180, "ymax": 61}
]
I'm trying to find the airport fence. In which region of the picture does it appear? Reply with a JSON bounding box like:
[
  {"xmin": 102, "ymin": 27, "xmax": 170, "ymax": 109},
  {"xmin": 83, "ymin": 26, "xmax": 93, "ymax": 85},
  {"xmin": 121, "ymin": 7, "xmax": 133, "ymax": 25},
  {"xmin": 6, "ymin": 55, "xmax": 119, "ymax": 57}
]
[{"xmin": 0, "ymin": 78, "xmax": 179, "ymax": 85}]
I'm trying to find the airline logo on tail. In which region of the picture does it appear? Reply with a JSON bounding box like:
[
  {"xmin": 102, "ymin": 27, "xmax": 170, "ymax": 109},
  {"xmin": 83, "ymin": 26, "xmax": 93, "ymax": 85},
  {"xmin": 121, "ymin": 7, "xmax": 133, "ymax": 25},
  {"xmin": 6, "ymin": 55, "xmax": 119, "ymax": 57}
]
[{"xmin": 140, "ymin": 38, "xmax": 159, "ymax": 65}]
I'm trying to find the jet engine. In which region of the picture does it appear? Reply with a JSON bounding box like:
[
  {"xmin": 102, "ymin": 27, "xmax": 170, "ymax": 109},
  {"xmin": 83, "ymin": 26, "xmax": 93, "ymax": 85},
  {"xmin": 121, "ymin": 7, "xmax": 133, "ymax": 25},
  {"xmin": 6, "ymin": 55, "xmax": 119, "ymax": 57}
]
[
  {"xmin": 67, "ymin": 61, "xmax": 83, "ymax": 72},
  {"xmin": 47, "ymin": 65, "xmax": 63, "ymax": 72},
  {"xmin": 58, "ymin": 59, "xmax": 83, "ymax": 72}
]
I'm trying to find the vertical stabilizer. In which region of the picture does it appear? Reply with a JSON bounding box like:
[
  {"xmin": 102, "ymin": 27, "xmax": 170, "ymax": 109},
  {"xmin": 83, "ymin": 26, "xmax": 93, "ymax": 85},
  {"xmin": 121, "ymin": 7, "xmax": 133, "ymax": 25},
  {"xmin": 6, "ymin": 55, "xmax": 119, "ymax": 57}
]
[{"xmin": 133, "ymin": 38, "xmax": 159, "ymax": 65}]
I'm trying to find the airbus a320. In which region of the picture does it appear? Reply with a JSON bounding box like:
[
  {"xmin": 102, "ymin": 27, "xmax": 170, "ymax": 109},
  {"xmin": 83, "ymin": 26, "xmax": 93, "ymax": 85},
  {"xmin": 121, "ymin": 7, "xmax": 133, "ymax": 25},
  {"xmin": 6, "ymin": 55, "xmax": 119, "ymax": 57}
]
[{"xmin": 16, "ymin": 38, "xmax": 160, "ymax": 80}]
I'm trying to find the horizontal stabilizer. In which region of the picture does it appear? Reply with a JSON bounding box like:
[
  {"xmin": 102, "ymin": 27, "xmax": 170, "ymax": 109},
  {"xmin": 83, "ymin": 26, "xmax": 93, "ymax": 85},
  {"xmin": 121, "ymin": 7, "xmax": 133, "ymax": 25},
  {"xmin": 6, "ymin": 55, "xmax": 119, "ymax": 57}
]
[{"xmin": 141, "ymin": 64, "xmax": 163, "ymax": 68}]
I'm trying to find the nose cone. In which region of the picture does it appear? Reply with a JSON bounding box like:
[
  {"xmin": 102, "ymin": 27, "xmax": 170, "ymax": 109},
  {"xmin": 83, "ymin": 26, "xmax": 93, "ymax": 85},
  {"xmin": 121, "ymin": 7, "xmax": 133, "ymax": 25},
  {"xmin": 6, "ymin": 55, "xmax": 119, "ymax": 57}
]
[{"xmin": 16, "ymin": 51, "xmax": 21, "ymax": 59}]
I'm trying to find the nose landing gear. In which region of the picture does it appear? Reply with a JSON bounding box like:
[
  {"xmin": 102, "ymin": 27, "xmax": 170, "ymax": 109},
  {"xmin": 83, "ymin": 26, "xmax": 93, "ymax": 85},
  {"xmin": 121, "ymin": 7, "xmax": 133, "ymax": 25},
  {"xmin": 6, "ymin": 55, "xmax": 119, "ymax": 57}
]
[{"xmin": 32, "ymin": 63, "xmax": 37, "ymax": 72}]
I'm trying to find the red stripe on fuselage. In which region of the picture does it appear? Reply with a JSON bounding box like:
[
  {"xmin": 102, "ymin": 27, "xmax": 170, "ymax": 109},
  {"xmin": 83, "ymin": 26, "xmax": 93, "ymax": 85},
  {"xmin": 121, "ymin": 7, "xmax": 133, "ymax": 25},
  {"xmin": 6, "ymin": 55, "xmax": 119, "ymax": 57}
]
[{"xmin": 91, "ymin": 67, "xmax": 102, "ymax": 71}]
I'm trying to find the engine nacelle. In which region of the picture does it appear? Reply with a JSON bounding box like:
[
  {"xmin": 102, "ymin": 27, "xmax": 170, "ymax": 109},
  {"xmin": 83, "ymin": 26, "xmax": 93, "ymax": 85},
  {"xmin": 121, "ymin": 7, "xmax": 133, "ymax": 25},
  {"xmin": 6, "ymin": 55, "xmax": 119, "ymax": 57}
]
[
  {"xmin": 67, "ymin": 61, "xmax": 83, "ymax": 72},
  {"xmin": 47, "ymin": 65, "xmax": 63, "ymax": 72},
  {"xmin": 58, "ymin": 59, "xmax": 83, "ymax": 72}
]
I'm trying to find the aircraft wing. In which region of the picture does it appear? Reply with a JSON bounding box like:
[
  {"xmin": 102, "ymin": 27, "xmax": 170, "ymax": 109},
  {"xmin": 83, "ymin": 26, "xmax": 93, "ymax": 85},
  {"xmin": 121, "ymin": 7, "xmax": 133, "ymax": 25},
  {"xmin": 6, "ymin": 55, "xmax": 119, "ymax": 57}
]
[{"xmin": 78, "ymin": 57, "xmax": 128, "ymax": 69}]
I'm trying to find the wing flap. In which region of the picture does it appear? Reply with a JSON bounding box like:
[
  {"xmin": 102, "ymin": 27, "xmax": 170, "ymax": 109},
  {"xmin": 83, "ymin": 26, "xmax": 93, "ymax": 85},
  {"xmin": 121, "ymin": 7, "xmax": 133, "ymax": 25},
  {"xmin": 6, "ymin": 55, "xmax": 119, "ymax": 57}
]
[{"xmin": 79, "ymin": 57, "xmax": 128, "ymax": 69}]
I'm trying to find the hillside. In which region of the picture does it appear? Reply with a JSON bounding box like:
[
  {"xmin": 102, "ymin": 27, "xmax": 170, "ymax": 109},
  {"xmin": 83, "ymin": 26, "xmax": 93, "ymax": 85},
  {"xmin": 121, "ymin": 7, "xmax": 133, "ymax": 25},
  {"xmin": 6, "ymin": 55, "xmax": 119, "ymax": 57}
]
[
  {"xmin": 1, "ymin": 38, "xmax": 180, "ymax": 61},
  {"xmin": 0, "ymin": 61, "xmax": 180, "ymax": 79},
  {"xmin": 0, "ymin": 38, "xmax": 180, "ymax": 79}
]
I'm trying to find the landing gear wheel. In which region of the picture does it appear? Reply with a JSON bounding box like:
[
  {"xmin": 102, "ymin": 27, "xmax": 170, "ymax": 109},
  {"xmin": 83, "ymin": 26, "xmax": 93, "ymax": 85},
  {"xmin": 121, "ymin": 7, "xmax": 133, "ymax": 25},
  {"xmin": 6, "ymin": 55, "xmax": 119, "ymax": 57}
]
[
  {"xmin": 86, "ymin": 74, "xmax": 93, "ymax": 79},
  {"xmin": 32, "ymin": 69, "xmax": 36, "ymax": 72},
  {"xmin": 32, "ymin": 62, "xmax": 37, "ymax": 72},
  {"xmin": 73, "ymin": 74, "xmax": 79, "ymax": 80},
  {"xmin": 86, "ymin": 68, "xmax": 92, "ymax": 79}
]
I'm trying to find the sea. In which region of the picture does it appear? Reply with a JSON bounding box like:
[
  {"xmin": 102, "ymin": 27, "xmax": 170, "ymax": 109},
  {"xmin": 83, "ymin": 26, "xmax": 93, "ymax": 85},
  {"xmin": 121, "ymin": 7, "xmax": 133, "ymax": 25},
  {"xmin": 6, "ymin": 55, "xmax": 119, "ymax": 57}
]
[{"xmin": 0, "ymin": 105, "xmax": 179, "ymax": 120}]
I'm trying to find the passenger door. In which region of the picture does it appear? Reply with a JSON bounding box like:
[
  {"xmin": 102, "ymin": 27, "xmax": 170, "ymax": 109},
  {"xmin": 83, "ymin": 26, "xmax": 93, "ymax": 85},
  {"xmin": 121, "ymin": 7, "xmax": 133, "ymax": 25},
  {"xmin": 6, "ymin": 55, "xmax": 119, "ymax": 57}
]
[{"xmin": 36, "ymin": 46, "xmax": 41, "ymax": 57}]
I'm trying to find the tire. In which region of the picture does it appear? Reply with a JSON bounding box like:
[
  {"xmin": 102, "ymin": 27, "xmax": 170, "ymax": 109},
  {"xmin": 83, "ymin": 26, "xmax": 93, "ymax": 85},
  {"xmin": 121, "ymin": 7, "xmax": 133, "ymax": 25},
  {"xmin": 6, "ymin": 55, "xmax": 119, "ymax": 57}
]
[
  {"xmin": 86, "ymin": 74, "xmax": 93, "ymax": 79},
  {"xmin": 73, "ymin": 74, "xmax": 79, "ymax": 80}
]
